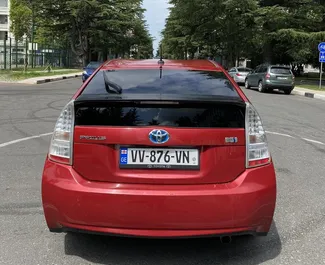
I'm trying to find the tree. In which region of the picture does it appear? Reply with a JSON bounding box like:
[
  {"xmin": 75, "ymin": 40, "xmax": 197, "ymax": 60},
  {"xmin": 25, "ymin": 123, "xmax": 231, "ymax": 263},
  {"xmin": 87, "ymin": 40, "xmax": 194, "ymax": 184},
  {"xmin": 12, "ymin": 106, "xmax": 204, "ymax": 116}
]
[
  {"xmin": 9, "ymin": 0, "xmax": 33, "ymax": 40},
  {"xmin": 10, "ymin": 0, "xmax": 153, "ymax": 66},
  {"xmin": 161, "ymin": 0, "xmax": 325, "ymax": 71},
  {"xmin": 161, "ymin": 0, "xmax": 258, "ymax": 64}
]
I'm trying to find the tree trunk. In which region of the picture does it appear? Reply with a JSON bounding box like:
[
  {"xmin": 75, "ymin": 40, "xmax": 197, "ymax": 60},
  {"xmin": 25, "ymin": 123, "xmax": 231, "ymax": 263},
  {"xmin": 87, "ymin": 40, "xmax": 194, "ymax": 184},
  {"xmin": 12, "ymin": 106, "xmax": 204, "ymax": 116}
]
[
  {"xmin": 103, "ymin": 48, "xmax": 108, "ymax": 61},
  {"xmin": 263, "ymin": 42, "xmax": 272, "ymax": 64},
  {"xmin": 83, "ymin": 55, "xmax": 88, "ymax": 67}
]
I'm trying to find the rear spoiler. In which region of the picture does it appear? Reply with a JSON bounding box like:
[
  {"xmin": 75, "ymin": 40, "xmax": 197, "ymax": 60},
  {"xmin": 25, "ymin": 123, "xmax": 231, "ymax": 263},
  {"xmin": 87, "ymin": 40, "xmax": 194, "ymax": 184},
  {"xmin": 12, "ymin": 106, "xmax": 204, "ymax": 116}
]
[{"xmin": 75, "ymin": 93, "xmax": 247, "ymax": 107}]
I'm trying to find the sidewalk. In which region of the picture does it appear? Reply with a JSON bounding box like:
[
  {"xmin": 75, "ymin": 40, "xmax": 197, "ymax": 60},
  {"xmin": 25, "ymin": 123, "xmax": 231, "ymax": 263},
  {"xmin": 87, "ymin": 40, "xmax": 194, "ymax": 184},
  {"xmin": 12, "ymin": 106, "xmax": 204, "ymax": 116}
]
[
  {"xmin": 294, "ymin": 86, "xmax": 325, "ymax": 101},
  {"xmin": 18, "ymin": 72, "xmax": 83, "ymax": 84}
]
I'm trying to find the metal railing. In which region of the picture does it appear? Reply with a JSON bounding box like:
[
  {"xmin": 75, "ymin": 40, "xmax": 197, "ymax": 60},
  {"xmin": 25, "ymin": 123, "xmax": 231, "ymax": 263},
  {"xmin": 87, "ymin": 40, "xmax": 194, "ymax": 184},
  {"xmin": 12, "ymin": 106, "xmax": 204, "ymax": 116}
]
[
  {"xmin": 0, "ymin": 7, "xmax": 8, "ymax": 13},
  {"xmin": 0, "ymin": 38, "xmax": 75, "ymax": 70}
]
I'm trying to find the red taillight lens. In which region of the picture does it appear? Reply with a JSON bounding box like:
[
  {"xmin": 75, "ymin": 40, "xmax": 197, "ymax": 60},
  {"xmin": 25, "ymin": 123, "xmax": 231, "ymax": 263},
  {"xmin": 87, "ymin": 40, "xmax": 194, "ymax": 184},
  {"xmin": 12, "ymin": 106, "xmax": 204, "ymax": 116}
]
[
  {"xmin": 236, "ymin": 73, "xmax": 241, "ymax": 76},
  {"xmin": 48, "ymin": 100, "xmax": 75, "ymax": 165},
  {"xmin": 249, "ymin": 158, "xmax": 271, "ymax": 167},
  {"xmin": 245, "ymin": 103, "xmax": 271, "ymax": 168},
  {"xmin": 266, "ymin": 74, "xmax": 270, "ymax": 79}
]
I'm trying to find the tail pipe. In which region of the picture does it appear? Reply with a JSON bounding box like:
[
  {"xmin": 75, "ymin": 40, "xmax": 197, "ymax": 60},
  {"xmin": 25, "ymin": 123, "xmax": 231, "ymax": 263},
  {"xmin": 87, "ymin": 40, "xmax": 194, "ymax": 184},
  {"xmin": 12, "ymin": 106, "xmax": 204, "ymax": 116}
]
[{"xmin": 220, "ymin": 236, "xmax": 232, "ymax": 244}]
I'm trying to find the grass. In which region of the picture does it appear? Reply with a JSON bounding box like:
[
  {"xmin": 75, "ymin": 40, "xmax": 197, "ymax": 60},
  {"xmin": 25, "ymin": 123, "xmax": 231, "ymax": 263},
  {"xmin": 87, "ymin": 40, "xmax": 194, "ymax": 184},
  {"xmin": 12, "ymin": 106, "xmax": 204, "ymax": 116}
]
[
  {"xmin": 295, "ymin": 73, "xmax": 325, "ymax": 91},
  {"xmin": 296, "ymin": 84, "xmax": 325, "ymax": 91},
  {"xmin": 0, "ymin": 68, "xmax": 82, "ymax": 81}
]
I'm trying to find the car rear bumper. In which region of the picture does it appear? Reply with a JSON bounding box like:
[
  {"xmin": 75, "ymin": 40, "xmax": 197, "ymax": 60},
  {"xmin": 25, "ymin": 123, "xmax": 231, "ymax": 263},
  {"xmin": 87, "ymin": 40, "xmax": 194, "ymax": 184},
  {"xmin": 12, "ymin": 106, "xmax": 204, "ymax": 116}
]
[
  {"xmin": 265, "ymin": 82, "xmax": 294, "ymax": 90},
  {"xmin": 82, "ymin": 73, "xmax": 90, "ymax": 81},
  {"xmin": 42, "ymin": 159, "xmax": 277, "ymax": 238},
  {"xmin": 234, "ymin": 76, "xmax": 246, "ymax": 83}
]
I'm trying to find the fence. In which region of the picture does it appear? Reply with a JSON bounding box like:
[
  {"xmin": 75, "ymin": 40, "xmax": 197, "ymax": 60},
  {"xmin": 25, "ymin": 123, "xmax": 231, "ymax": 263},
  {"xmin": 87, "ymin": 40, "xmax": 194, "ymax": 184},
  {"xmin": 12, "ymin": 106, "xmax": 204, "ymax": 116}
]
[{"xmin": 0, "ymin": 38, "xmax": 76, "ymax": 70}]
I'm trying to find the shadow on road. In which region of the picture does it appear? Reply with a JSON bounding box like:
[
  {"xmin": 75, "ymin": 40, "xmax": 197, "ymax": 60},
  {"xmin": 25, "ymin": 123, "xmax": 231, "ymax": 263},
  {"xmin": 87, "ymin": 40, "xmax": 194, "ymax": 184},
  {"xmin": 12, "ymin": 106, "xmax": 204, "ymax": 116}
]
[
  {"xmin": 244, "ymin": 88, "xmax": 290, "ymax": 96},
  {"xmin": 64, "ymin": 222, "xmax": 281, "ymax": 264}
]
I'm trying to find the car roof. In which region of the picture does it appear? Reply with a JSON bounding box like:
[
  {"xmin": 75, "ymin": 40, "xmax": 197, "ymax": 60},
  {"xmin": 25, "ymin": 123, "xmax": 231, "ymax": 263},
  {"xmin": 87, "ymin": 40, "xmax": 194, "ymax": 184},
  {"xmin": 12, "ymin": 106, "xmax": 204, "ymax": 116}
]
[
  {"xmin": 100, "ymin": 59, "xmax": 223, "ymax": 71},
  {"xmin": 258, "ymin": 63, "xmax": 290, "ymax": 68}
]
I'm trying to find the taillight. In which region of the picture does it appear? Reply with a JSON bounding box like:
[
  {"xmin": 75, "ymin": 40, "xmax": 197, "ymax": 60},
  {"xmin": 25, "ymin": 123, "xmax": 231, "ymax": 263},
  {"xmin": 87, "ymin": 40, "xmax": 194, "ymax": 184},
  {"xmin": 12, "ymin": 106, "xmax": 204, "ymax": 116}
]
[
  {"xmin": 48, "ymin": 100, "xmax": 75, "ymax": 165},
  {"xmin": 245, "ymin": 102, "xmax": 271, "ymax": 168},
  {"xmin": 236, "ymin": 73, "xmax": 241, "ymax": 76},
  {"xmin": 266, "ymin": 73, "xmax": 270, "ymax": 79}
]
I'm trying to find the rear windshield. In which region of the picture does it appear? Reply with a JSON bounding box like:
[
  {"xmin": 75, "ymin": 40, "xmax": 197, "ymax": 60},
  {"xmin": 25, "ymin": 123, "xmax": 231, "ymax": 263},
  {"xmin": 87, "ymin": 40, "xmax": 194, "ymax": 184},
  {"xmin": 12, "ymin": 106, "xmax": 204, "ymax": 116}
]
[
  {"xmin": 75, "ymin": 102, "xmax": 245, "ymax": 128},
  {"xmin": 87, "ymin": 62, "xmax": 101, "ymax": 68},
  {"xmin": 237, "ymin": 68, "xmax": 251, "ymax": 72},
  {"xmin": 81, "ymin": 69, "xmax": 240, "ymax": 98},
  {"xmin": 270, "ymin": 67, "xmax": 291, "ymax": 75}
]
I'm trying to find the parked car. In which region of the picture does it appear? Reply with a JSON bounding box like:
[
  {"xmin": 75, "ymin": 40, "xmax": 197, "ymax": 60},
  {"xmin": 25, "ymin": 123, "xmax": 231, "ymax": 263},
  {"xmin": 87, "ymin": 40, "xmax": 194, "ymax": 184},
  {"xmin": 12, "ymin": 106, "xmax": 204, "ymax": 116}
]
[
  {"xmin": 228, "ymin": 67, "xmax": 252, "ymax": 84},
  {"xmin": 82, "ymin": 61, "xmax": 102, "ymax": 82},
  {"xmin": 42, "ymin": 59, "xmax": 277, "ymax": 241},
  {"xmin": 245, "ymin": 64, "xmax": 295, "ymax": 94}
]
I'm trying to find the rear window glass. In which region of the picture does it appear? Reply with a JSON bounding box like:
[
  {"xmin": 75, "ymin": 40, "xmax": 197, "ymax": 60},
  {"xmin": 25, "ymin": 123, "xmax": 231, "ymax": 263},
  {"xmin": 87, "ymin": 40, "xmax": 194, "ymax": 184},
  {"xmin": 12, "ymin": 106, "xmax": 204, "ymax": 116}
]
[
  {"xmin": 237, "ymin": 68, "xmax": 251, "ymax": 72},
  {"xmin": 270, "ymin": 67, "xmax": 291, "ymax": 75},
  {"xmin": 87, "ymin": 62, "xmax": 101, "ymax": 68},
  {"xmin": 82, "ymin": 69, "xmax": 240, "ymax": 98},
  {"xmin": 75, "ymin": 103, "xmax": 245, "ymax": 128}
]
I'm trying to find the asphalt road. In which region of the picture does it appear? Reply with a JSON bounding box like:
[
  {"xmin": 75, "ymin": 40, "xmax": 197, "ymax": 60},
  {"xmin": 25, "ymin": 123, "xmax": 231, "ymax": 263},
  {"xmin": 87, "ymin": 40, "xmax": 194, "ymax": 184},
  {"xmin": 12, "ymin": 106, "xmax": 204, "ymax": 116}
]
[{"xmin": 0, "ymin": 80, "xmax": 325, "ymax": 265}]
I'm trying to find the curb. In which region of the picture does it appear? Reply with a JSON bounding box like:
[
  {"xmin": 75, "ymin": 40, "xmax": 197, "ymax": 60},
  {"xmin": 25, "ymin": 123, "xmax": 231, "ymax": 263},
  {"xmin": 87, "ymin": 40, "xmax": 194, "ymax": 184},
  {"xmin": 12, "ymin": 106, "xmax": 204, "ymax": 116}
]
[
  {"xmin": 293, "ymin": 88, "xmax": 325, "ymax": 101},
  {"xmin": 36, "ymin": 74, "xmax": 82, "ymax": 84}
]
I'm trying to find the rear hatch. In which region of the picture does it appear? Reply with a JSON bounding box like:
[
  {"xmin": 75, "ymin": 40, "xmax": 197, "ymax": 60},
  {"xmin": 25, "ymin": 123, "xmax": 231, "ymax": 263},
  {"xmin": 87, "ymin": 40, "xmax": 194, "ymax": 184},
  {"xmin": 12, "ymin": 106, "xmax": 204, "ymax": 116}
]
[
  {"xmin": 237, "ymin": 67, "xmax": 251, "ymax": 78},
  {"xmin": 72, "ymin": 68, "xmax": 247, "ymax": 185},
  {"xmin": 269, "ymin": 66, "xmax": 294, "ymax": 85}
]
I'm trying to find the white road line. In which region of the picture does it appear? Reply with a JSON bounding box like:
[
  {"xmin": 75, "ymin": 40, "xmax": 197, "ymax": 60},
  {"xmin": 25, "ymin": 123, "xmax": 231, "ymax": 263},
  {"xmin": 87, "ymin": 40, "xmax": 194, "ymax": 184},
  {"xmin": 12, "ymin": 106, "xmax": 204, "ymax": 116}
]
[
  {"xmin": 0, "ymin": 132, "xmax": 52, "ymax": 148},
  {"xmin": 302, "ymin": 138, "xmax": 325, "ymax": 146},
  {"xmin": 266, "ymin": 131, "xmax": 325, "ymax": 146},
  {"xmin": 266, "ymin": 131, "xmax": 295, "ymax": 138}
]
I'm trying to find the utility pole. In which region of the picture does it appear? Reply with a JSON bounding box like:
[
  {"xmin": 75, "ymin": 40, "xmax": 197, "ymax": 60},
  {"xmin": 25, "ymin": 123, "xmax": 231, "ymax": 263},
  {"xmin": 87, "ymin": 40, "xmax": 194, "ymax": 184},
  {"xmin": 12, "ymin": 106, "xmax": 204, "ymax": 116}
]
[
  {"xmin": 28, "ymin": 0, "xmax": 35, "ymax": 68},
  {"xmin": 31, "ymin": 1, "xmax": 35, "ymax": 68}
]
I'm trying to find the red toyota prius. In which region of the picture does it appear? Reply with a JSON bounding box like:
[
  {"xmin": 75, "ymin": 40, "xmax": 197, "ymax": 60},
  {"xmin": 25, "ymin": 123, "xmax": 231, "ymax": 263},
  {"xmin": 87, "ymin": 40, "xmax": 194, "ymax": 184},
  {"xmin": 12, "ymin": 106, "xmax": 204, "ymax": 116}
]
[{"xmin": 41, "ymin": 59, "xmax": 277, "ymax": 240}]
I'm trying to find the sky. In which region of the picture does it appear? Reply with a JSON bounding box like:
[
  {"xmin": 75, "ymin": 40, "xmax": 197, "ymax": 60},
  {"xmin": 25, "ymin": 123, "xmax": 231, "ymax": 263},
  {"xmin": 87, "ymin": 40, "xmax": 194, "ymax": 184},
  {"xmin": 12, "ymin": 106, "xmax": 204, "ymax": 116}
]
[{"xmin": 142, "ymin": 0, "xmax": 170, "ymax": 55}]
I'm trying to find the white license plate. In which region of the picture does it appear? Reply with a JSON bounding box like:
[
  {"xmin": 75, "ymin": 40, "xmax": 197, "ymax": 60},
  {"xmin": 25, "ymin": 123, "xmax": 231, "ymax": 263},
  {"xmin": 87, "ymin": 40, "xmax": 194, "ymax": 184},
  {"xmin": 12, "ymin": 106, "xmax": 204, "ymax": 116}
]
[
  {"xmin": 277, "ymin": 77, "xmax": 288, "ymax": 80},
  {"xmin": 119, "ymin": 147, "xmax": 200, "ymax": 169}
]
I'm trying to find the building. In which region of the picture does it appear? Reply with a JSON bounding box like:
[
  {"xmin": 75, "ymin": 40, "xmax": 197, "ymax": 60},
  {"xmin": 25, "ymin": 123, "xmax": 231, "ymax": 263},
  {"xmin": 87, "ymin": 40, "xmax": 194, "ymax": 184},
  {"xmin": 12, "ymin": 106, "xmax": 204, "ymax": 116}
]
[{"xmin": 0, "ymin": 0, "xmax": 9, "ymax": 40}]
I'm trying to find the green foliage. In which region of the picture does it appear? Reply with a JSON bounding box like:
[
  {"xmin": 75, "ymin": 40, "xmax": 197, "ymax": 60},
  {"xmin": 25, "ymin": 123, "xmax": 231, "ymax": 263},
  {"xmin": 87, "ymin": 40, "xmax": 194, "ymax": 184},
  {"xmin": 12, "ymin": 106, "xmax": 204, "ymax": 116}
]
[
  {"xmin": 10, "ymin": 0, "xmax": 153, "ymax": 64},
  {"xmin": 9, "ymin": 0, "xmax": 33, "ymax": 40},
  {"xmin": 161, "ymin": 0, "xmax": 325, "ymax": 67}
]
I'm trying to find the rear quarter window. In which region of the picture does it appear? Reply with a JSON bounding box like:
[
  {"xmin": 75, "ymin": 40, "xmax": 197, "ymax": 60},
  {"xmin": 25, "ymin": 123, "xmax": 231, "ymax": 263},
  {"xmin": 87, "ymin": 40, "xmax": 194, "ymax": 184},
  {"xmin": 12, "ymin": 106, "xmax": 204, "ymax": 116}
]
[{"xmin": 81, "ymin": 69, "xmax": 240, "ymax": 98}]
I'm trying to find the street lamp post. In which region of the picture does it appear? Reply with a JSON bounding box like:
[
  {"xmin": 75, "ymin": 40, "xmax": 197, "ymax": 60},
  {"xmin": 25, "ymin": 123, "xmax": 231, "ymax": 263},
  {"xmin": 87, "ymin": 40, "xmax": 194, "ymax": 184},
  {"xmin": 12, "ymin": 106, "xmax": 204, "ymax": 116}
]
[
  {"xmin": 27, "ymin": 0, "xmax": 35, "ymax": 68},
  {"xmin": 31, "ymin": 2, "xmax": 35, "ymax": 68}
]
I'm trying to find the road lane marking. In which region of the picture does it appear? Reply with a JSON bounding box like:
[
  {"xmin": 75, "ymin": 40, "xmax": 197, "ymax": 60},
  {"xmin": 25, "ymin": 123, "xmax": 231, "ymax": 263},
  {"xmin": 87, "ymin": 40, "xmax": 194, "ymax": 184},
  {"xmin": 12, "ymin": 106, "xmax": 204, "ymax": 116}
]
[
  {"xmin": 266, "ymin": 131, "xmax": 325, "ymax": 147},
  {"xmin": 266, "ymin": 131, "xmax": 295, "ymax": 138},
  {"xmin": 302, "ymin": 138, "xmax": 325, "ymax": 146},
  {"xmin": 0, "ymin": 132, "xmax": 52, "ymax": 148}
]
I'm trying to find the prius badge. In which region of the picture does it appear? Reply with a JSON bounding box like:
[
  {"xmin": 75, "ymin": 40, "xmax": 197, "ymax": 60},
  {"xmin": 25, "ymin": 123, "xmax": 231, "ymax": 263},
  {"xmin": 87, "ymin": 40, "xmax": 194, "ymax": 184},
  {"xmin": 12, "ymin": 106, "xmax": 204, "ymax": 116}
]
[
  {"xmin": 225, "ymin": 137, "xmax": 238, "ymax": 143},
  {"xmin": 149, "ymin": 129, "xmax": 170, "ymax": 144},
  {"xmin": 80, "ymin": 135, "xmax": 106, "ymax": 141}
]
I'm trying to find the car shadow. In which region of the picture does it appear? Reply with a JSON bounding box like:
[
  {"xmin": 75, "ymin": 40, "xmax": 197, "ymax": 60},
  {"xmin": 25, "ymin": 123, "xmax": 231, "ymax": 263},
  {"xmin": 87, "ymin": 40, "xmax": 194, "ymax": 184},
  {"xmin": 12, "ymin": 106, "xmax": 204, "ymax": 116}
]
[
  {"xmin": 64, "ymin": 221, "xmax": 282, "ymax": 265},
  {"xmin": 247, "ymin": 87, "xmax": 292, "ymax": 96}
]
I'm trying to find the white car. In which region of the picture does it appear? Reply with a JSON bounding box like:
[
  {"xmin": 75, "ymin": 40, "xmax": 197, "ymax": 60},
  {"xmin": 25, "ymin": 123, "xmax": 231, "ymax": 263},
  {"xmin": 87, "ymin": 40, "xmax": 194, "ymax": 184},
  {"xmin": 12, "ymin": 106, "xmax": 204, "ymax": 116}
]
[{"xmin": 228, "ymin": 67, "xmax": 252, "ymax": 85}]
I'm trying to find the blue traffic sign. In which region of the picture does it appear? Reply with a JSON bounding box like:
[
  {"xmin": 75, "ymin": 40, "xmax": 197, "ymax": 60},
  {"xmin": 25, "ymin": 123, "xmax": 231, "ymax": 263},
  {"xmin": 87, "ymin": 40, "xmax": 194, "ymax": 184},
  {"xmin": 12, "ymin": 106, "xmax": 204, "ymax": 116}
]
[
  {"xmin": 318, "ymin": 42, "xmax": 325, "ymax": 52},
  {"xmin": 319, "ymin": 52, "xmax": 325, "ymax": 62}
]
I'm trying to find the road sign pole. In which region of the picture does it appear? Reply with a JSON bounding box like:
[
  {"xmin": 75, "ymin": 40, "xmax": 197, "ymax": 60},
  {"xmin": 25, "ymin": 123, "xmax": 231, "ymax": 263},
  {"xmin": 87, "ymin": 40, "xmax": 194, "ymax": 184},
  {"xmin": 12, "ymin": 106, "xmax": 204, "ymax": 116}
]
[
  {"xmin": 318, "ymin": 43, "xmax": 325, "ymax": 89},
  {"xmin": 320, "ymin": 62, "xmax": 323, "ymax": 90}
]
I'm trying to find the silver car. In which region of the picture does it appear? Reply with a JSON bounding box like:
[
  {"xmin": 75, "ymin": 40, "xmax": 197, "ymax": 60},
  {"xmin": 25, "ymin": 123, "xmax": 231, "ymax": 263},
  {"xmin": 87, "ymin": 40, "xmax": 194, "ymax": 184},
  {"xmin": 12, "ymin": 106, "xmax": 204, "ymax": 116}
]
[
  {"xmin": 228, "ymin": 67, "xmax": 252, "ymax": 85},
  {"xmin": 245, "ymin": 64, "xmax": 295, "ymax": 94}
]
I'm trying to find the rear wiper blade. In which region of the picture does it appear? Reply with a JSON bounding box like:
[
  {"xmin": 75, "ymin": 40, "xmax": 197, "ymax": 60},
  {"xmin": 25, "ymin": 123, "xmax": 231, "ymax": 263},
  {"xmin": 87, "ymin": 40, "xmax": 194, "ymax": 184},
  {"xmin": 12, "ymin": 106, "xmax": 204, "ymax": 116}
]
[{"xmin": 103, "ymin": 71, "xmax": 123, "ymax": 94}]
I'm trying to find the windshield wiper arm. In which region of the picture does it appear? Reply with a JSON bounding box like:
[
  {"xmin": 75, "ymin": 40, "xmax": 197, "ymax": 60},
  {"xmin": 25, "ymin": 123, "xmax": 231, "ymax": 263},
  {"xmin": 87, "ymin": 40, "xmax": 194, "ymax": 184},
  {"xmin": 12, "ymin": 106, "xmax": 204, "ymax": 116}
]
[{"xmin": 103, "ymin": 71, "xmax": 123, "ymax": 94}]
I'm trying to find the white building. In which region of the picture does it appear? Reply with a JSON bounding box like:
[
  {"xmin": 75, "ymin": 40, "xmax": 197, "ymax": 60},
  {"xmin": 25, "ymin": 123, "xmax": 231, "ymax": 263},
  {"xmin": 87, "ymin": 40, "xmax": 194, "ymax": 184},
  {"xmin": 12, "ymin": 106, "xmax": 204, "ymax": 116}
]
[{"xmin": 0, "ymin": 0, "xmax": 10, "ymax": 40}]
